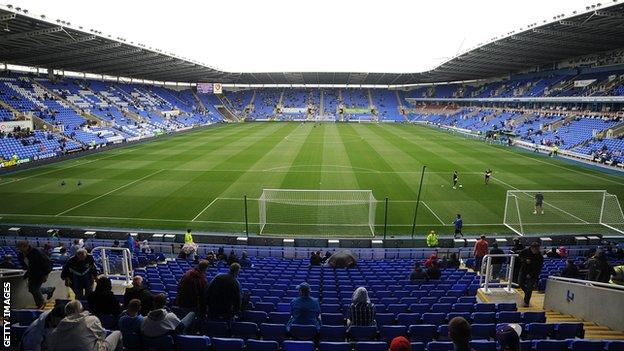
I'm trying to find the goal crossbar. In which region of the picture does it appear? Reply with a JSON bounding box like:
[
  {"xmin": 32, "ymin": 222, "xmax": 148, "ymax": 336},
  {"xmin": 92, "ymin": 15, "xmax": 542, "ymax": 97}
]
[{"xmin": 259, "ymin": 188, "xmax": 377, "ymax": 236}]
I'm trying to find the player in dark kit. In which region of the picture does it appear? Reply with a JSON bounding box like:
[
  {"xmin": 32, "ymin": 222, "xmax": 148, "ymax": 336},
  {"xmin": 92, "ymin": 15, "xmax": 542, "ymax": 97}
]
[
  {"xmin": 452, "ymin": 171, "xmax": 459, "ymax": 189},
  {"xmin": 484, "ymin": 169, "xmax": 492, "ymax": 185},
  {"xmin": 533, "ymin": 192, "xmax": 544, "ymax": 215}
]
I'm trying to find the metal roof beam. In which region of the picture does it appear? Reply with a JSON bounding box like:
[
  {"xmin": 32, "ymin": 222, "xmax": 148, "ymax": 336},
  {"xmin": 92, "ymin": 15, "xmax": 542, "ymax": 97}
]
[
  {"xmin": 68, "ymin": 52, "xmax": 161, "ymax": 71},
  {"xmin": 123, "ymin": 62, "xmax": 193, "ymax": 75},
  {"xmin": 479, "ymin": 46, "xmax": 565, "ymax": 60},
  {"xmin": 51, "ymin": 48, "xmax": 143, "ymax": 68},
  {"xmin": 0, "ymin": 26, "xmax": 63, "ymax": 43},
  {"xmin": 441, "ymin": 59, "xmax": 525, "ymax": 71},
  {"xmin": 1, "ymin": 35, "xmax": 97, "ymax": 58},
  {"xmin": 594, "ymin": 9, "xmax": 624, "ymax": 19},
  {"xmin": 558, "ymin": 19, "xmax": 624, "ymax": 34},
  {"xmin": 19, "ymin": 42, "xmax": 122, "ymax": 63},
  {"xmin": 510, "ymin": 34, "xmax": 614, "ymax": 51},
  {"xmin": 532, "ymin": 28, "xmax": 622, "ymax": 43},
  {"xmin": 492, "ymin": 40, "xmax": 582, "ymax": 56},
  {"xmin": 98, "ymin": 57, "xmax": 177, "ymax": 74}
]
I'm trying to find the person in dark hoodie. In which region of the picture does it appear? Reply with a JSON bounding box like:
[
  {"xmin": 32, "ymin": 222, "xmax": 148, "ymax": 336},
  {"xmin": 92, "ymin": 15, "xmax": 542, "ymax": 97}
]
[
  {"xmin": 142, "ymin": 293, "xmax": 195, "ymax": 338},
  {"xmin": 61, "ymin": 248, "xmax": 98, "ymax": 300},
  {"xmin": 518, "ymin": 242, "xmax": 544, "ymax": 307},
  {"xmin": 176, "ymin": 260, "xmax": 208, "ymax": 315},
  {"xmin": 587, "ymin": 251, "xmax": 614, "ymax": 283},
  {"xmin": 410, "ymin": 262, "xmax": 428, "ymax": 281},
  {"xmin": 560, "ymin": 259, "xmax": 581, "ymax": 279},
  {"xmin": 205, "ymin": 263, "xmax": 241, "ymax": 321},
  {"xmin": 124, "ymin": 276, "xmax": 154, "ymax": 316},
  {"xmin": 17, "ymin": 240, "xmax": 54, "ymax": 309},
  {"xmin": 87, "ymin": 276, "xmax": 121, "ymax": 317}
]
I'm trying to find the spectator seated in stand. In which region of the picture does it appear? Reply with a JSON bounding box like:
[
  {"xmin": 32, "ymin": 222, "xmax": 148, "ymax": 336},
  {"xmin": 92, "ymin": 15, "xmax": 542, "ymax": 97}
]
[
  {"xmin": 141, "ymin": 293, "xmax": 195, "ymax": 338},
  {"xmin": 347, "ymin": 287, "xmax": 376, "ymax": 328},
  {"xmin": 286, "ymin": 282, "xmax": 321, "ymax": 331}
]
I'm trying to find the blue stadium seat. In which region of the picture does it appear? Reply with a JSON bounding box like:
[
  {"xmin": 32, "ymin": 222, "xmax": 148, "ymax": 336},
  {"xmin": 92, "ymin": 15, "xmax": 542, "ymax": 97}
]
[
  {"xmin": 453, "ymin": 303, "xmax": 475, "ymax": 312},
  {"xmin": 607, "ymin": 341, "xmax": 624, "ymax": 351},
  {"xmin": 380, "ymin": 325, "xmax": 407, "ymax": 342},
  {"xmin": 246, "ymin": 339, "xmax": 279, "ymax": 351},
  {"xmin": 409, "ymin": 324, "xmax": 437, "ymax": 343},
  {"xmin": 375, "ymin": 313, "xmax": 395, "ymax": 326},
  {"xmin": 321, "ymin": 304, "xmax": 341, "ymax": 314},
  {"xmin": 471, "ymin": 313, "xmax": 496, "ymax": 324},
  {"xmin": 422, "ymin": 313, "xmax": 446, "ymax": 325},
  {"xmin": 553, "ymin": 323, "xmax": 584, "ymax": 339},
  {"xmin": 254, "ymin": 302, "xmax": 275, "ymax": 313},
  {"xmin": 290, "ymin": 324, "xmax": 318, "ymax": 340},
  {"xmin": 410, "ymin": 304, "xmax": 431, "ymax": 314},
  {"xmin": 320, "ymin": 325, "xmax": 347, "ymax": 341},
  {"xmin": 437, "ymin": 325, "xmax": 450, "ymax": 341},
  {"xmin": 321, "ymin": 313, "xmax": 345, "ymax": 326},
  {"xmin": 428, "ymin": 341, "xmax": 454, "ymax": 351},
  {"xmin": 260, "ymin": 323, "xmax": 287, "ymax": 342},
  {"xmin": 211, "ymin": 338, "xmax": 245, "ymax": 351},
  {"xmin": 474, "ymin": 303, "xmax": 496, "ymax": 312},
  {"xmin": 526, "ymin": 323, "xmax": 552, "ymax": 340},
  {"xmin": 397, "ymin": 313, "xmax": 421, "ymax": 326},
  {"xmin": 242, "ymin": 310, "xmax": 268, "ymax": 324},
  {"xmin": 471, "ymin": 340, "xmax": 497, "ymax": 351},
  {"xmin": 202, "ymin": 321, "xmax": 230, "ymax": 337},
  {"xmin": 144, "ymin": 335, "xmax": 175, "ymax": 351},
  {"xmin": 283, "ymin": 340, "xmax": 315, "ymax": 351},
  {"xmin": 349, "ymin": 326, "xmax": 378, "ymax": 341},
  {"xmin": 319, "ymin": 341, "xmax": 351, "ymax": 351},
  {"xmin": 175, "ymin": 335, "xmax": 211, "ymax": 351},
  {"xmin": 11, "ymin": 309, "xmax": 43, "ymax": 326},
  {"xmin": 535, "ymin": 340, "xmax": 569, "ymax": 351},
  {"xmin": 571, "ymin": 340, "xmax": 606, "ymax": 351},
  {"xmin": 411, "ymin": 342, "xmax": 426, "ymax": 351},
  {"xmin": 523, "ymin": 312, "xmax": 547, "ymax": 324},
  {"xmin": 355, "ymin": 342, "xmax": 388, "ymax": 351},
  {"xmin": 230, "ymin": 322, "xmax": 258, "ymax": 339},
  {"xmin": 496, "ymin": 303, "xmax": 517, "ymax": 312},
  {"xmin": 268, "ymin": 312, "xmax": 291, "ymax": 324},
  {"xmin": 496, "ymin": 312, "xmax": 522, "ymax": 323},
  {"xmin": 471, "ymin": 324, "xmax": 496, "ymax": 340},
  {"xmin": 431, "ymin": 304, "xmax": 453, "ymax": 314}
]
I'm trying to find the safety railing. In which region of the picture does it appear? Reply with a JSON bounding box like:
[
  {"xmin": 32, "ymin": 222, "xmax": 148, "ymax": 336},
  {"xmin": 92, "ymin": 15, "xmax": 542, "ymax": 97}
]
[
  {"xmin": 479, "ymin": 253, "xmax": 519, "ymax": 294},
  {"xmin": 92, "ymin": 246, "xmax": 133, "ymax": 285}
]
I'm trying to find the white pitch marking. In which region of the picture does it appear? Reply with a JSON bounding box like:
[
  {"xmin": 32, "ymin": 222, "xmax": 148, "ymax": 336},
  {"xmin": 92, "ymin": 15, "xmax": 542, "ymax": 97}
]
[
  {"xmin": 421, "ymin": 201, "xmax": 445, "ymax": 225},
  {"xmin": 191, "ymin": 197, "xmax": 221, "ymax": 222},
  {"xmin": 55, "ymin": 169, "xmax": 164, "ymax": 217}
]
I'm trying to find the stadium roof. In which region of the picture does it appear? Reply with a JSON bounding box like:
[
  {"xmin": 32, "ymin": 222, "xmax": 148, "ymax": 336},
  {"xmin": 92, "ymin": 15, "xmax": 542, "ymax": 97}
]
[{"xmin": 1, "ymin": 2, "xmax": 624, "ymax": 86}]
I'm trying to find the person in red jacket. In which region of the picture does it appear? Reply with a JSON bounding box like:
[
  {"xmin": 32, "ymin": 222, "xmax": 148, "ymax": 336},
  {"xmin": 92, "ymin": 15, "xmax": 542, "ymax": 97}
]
[
  {"xmin": 474, "ymin": 235, "xmax": 489, "ymax": 274},
  {"xmin": 176, "ymin": 260, "xmax": 209, "ymax": 315}
]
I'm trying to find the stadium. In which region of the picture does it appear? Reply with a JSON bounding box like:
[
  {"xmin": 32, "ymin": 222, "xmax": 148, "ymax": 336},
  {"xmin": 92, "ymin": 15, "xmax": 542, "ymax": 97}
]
[{"xmin": 0, "ymin": 0, "xmax": 624, "ymax": 350}]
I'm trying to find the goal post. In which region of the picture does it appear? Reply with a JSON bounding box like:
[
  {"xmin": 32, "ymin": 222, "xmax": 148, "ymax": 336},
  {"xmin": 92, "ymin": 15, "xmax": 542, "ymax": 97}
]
[
  {"xmin": 258, "ymin": 189, "xmax": 377, "ymax": 236},
  {"xmin": 503, "ymin": 190, "xmax": 624, "ymax": 236}
]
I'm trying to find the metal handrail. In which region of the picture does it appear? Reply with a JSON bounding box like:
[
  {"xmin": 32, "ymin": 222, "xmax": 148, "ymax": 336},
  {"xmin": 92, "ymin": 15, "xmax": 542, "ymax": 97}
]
[
  {"xmin": 479, "ymin": 253, "xmax": 519, "ymax": 293},
  {"xmin": 547, "ymin": 275, "xmax": 624, "ymax": 291},
  {"xmin": 92, "ymin": 246, "xmax": 133, "ymax": 285}
]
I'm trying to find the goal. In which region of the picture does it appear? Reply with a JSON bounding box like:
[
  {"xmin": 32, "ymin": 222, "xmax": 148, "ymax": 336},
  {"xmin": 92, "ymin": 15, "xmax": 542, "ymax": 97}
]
[
  {"xmin": 503, "ymin": 190, "xmax": 624, "ymax": 236},
  {"xmin": 258, "ymin": 189, "xmax": 377, "ymax": 236}
]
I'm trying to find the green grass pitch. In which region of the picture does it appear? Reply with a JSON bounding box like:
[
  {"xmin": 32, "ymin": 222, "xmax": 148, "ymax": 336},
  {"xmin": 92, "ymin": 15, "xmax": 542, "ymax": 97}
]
[{"xmin": 0, "ymin": 122, "xmax": 622, "ymax": 238}]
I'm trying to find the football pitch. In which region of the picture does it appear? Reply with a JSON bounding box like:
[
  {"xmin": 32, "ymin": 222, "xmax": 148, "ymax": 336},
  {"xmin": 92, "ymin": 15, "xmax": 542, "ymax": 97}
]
[{"xmin": 0, "ymin": 122, "xmax": 623, "ymax": 238}]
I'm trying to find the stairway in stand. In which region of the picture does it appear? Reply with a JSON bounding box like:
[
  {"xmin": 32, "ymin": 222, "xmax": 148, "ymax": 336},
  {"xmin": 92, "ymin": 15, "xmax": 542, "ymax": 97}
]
[{"xmin": 518, "ymin": 292, "xmax": 624, "ymax": 340}]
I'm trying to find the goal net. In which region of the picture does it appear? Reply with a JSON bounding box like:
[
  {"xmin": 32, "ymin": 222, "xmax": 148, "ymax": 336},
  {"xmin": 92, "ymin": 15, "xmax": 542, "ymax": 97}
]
[
  {"xmin": 503, "ymin": 190, "xmax": 624, "ymax": 236},
  {"xmin": 258, "ymin": 189, "xmax": 377, "ymax": 236}
]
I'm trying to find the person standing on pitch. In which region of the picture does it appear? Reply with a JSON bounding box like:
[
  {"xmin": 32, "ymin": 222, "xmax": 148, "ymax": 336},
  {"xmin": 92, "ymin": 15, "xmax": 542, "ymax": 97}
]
[
  {"xmin": 533, "ymin": 192, "xmax": 544, "ymax": 215},
  {"xmin": 484, "ymin": 169, "xmax": 492, "ymax": 185},
  {"xmin": 452, "ymin": 170, "xmax": 459, "ymax": 189}
]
